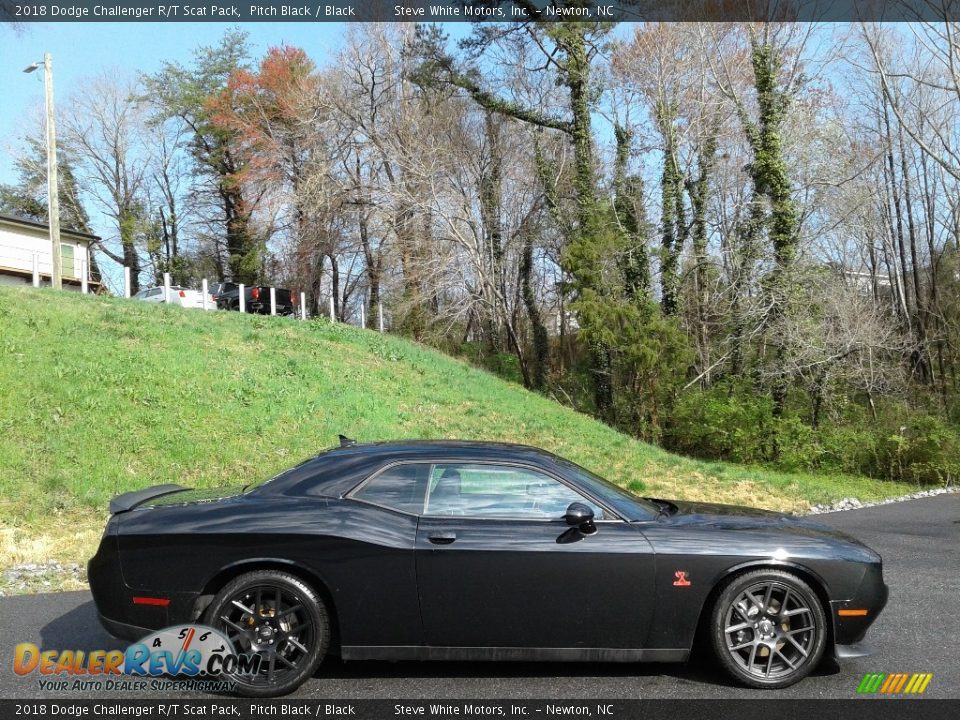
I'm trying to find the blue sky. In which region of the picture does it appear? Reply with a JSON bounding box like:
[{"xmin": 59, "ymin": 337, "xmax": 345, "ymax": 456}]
[
  {"xmin": 0, "ymin": 22, "xmax": 361, "ymax": 186},
  {"xmin": 0, "ymin": 21, "xmax": 479, "ymax": 291}
]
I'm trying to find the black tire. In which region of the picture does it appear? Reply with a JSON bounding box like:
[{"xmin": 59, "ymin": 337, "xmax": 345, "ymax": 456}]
[
  {"xmin": 204, "ymin": 570, "xmax": 329, "ymax": 697},
  {"xmin": 710, "ymin": 569, "xmax": 827, "ymax": 689}
]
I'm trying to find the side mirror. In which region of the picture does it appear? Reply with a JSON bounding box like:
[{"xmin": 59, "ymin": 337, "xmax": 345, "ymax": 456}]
[{"xmin": 564, "ymin": 502, "xmax": 597, "ymax": 535}]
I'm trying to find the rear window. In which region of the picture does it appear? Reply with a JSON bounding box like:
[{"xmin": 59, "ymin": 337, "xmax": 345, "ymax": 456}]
[{"xmin": 351, "ymin": 463, "xmax": 428, "ymax": 514}]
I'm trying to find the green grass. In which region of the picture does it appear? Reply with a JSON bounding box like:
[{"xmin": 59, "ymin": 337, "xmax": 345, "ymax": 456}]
[{"xmin": 0, "ymin": 286, "xmax": 921, "ymax": 584}]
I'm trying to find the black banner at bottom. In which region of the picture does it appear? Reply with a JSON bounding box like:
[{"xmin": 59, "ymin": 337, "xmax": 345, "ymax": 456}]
[{"xmin": 2, "ymin": 699, "xmax": 958, "ymax": 720}]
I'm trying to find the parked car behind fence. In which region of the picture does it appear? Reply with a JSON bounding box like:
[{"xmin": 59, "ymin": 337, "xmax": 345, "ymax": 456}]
[{"xmin": 133, "ymin": 286, "xmax": 216, "ymax": 310}]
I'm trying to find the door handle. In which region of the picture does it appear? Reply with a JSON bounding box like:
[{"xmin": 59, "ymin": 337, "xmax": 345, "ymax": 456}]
[{"xmin": 428, "ymin": 532, "xmax": 457, "ymax": 545}]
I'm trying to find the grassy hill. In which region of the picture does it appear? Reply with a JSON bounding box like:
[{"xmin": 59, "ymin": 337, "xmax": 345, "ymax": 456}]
[{"xmin": 0, "ymin": 287, "xmax": 919, "ymax": 591}]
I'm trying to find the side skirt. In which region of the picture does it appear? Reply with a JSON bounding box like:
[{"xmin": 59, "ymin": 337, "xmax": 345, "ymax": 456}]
[{"xmin": 341, "ymin": 646, "xmax": 689, "ymax": 663}]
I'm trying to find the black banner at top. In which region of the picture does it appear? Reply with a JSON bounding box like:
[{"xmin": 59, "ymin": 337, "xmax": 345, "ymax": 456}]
[{"xmin": 2, "ymin": 0, "xmax": 960, "ymax": 23}]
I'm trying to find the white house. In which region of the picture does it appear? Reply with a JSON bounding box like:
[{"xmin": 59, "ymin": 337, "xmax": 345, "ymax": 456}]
[{"xmin": 0, "ymin": 214, "xmax": 102, "ymax": 292}]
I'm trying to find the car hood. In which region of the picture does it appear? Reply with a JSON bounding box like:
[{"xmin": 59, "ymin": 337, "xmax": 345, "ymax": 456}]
[
  {"xmin": 665, "ymin": 499, "xmax": 786, "ymax": 519},
  {"xmin": 651, "ymin": 498, "xmax": 880, "ymax": 557}
]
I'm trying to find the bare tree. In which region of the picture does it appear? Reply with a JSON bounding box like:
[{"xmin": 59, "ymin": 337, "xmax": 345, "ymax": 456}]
[{"xmin": 62, "ymin": 73, "xmax": 152, "ymax": 293}]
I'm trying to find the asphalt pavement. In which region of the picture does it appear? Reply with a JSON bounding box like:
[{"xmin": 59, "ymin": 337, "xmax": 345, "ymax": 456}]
[{"xmin": 1, "ymin": 493, "xmax": 957, "ymax": 700}]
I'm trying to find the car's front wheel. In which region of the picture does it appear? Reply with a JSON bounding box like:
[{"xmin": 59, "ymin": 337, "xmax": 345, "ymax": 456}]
[
  {"xmin": 205, "ymin": 570, "xmax": 329, "ymax": 697},
  {"xmin": 710, "ymin": 569, "xmax": 827, "ymax": 688}
]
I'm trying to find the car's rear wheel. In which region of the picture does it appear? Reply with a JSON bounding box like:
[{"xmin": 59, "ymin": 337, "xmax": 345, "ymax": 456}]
[
  {"xmin": 205, "ymin": 570, "xmax": 329, "ymax": 697},
  {"xmin": 710, "ymin": 569, "xmax": 827, "ymax": 689}
]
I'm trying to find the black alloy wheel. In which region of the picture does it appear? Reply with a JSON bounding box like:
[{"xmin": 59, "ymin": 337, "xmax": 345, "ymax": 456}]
[
  {"xmin": 205, "ymin": 570, "xmax": 329, "ymax": 697},
  {"xmin": 711, "ymin": 569, "xmax": 827, "ymax": 688}
]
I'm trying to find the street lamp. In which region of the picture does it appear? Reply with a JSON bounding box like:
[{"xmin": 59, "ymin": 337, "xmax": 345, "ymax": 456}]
[{"xmin": 24, "ymin": 53, "xmax": 62, "ymax": 290}]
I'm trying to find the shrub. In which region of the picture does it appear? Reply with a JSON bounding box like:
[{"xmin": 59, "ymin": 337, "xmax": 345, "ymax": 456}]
[{"xmin": 666, "ymin": 386, "xmax": 958, "ymax": 486}]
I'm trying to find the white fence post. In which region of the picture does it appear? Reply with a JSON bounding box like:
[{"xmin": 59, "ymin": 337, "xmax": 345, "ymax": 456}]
[
  {"xmin": 80, "ymin": 259, "xmax": 88, "ymax": 294},
  {"xmin": 300, "ymin": 292, "xmax": 306, "ymax": 320},
  {"xmin": 32, "ymin": 253, "xmax": 40, "ymax": 288},
  {"xmin": 238, "ymin": 283, "xmax": 246, "ymax": 313},
  {"xmin": 270, "ymin": 287, "xmax": 277, "ymax": 316},
  {"xmin": 202, "ymin": 278, "xmax": 208, "ymax": 310},
  {"xmin": 360, "ymin": 303, "xmax": 365, "ymax": 329},
  {"xmin": 329, "ymin": 296, "xmax": 335, "ymax": 322},
  {"xmin": 163, "ymin": 272, "xmax": 171, "ymax": 303},
  {"xmin": 124, "ymin": 267, "xmax": 131, "ymax": 298},
  {"xmin": 378, "ymin": 301, "xmax": 384, "ymax": 333}
]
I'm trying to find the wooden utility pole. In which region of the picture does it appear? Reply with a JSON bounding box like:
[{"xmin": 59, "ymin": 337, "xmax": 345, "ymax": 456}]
[{"xmin": 43, "ymin": 53, "xmax": 62, "ymax": 290}]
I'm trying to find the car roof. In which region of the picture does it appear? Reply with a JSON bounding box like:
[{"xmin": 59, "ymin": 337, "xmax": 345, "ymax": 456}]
[
  {"xmin": 249, "ymin": 440, "xmax": 563, "ymax": 498},
  {"xmin": 324, "ymin": 439, "xmax": 560, "ymax": 461}
]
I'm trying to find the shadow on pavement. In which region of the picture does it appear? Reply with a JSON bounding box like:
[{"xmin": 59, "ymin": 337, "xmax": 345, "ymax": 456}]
[{"xmin": 39, "ymin": 597, "xmax": 126, "ymax": 652}]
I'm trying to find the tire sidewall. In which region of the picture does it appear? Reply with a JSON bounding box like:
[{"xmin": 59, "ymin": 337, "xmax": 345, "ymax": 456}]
[
  {"xmin": 710, "ymin": 569, "xmax": 827, "ymax": 689},
  {"xmin": 205, "ymin": 570, "xmax": 329, "ymax": 697}
]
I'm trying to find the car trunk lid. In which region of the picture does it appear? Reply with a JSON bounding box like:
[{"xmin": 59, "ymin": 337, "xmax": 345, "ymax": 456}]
[{"xmin": 109, "ymin": 484, "xmax": 186, "ymax": 514}]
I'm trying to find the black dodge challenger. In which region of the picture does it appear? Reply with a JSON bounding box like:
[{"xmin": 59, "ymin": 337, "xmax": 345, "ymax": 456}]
[{"xmin": 89, "ymin": 439, "xmax": 888, "ymax": 697}]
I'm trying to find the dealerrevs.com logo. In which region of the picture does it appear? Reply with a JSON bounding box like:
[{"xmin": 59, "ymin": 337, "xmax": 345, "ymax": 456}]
[
  {"xmin": 857, "ymin": 672, "xmax": 934, "ymax": 695},
  {"xmin": 13, "ymin": 625, "xmax": 261, "ymax": 693}
]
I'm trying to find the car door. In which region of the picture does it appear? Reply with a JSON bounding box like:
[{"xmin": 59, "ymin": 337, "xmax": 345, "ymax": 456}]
[{"xmin": 414, "ymin": 461, "xmax": 655, "ymax": 652}]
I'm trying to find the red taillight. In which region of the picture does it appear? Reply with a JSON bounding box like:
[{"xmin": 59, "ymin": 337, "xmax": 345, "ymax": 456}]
[
  {"xmin": 132, "ymin": 596, "xmax": 170, "ymax": 606},
  {"xmin": 251, "ymin": 287, "xmax": 260, "ymax": 301},
  {"xmin": 178, "ymin": 290, "xmax": 186, "ymax": 298}
]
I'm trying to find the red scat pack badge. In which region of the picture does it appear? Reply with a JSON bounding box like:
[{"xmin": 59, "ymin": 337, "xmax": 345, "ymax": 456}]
[{"xmin": 673, "ymin": 571, "xmax": 692, "ymax": 587}]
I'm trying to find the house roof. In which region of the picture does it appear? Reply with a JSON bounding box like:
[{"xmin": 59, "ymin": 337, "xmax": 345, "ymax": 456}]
[{"xmin": 0, "ymin": 213, "xmax": 101, "ymax": 244}]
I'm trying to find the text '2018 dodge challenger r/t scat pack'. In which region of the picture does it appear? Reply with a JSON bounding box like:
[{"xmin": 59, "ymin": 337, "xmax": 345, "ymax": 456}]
[{"xmin": 89, "ymin": 439, "xmax": 888, "ymax": 696}]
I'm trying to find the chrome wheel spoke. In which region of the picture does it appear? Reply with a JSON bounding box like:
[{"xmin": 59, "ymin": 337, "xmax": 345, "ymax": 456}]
[
  {"xmin": 277, "ymin": 604, "xmax": 302, "ymax": 618},
  {"xmin": 785, "ymin": 634, "xmax": 810, "ymax": 657},
  {"xmin": 231, "ymin": 599, "xmax": 253, "ymax": 615},
  {"xmin": 762, "ymin": 584, "xmax": 774, "ymax": 614},
  {"xmin": 775, "ymin": 647, "xmax": 797, "ymax": 670},
  {"xmin": 220, "ymin": 616, "xmax": 250, "ymax": 637},
  {"xmin": 285, "ymin": 635, "xmax": 308, "ymax": 654}
]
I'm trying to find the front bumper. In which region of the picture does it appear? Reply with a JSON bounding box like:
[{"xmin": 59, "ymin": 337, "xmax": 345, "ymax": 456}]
[
  {"xmin": 835, "ymin": 641, "xmax": 875, "ymax": 659},
  {"xmin": 831, "ymin": 562, "xmax": 888, "ymax": 648}
]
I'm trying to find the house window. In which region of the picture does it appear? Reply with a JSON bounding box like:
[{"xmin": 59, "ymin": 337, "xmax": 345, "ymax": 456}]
[{"xmin": 61, "ymin": 244, "xmax": 75, "ymax": 279}]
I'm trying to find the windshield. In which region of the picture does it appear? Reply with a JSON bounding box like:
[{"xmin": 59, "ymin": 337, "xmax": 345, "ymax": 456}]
[{"xmin": 553, "ymin": 457, "xmax": 658, "ymax": 521}]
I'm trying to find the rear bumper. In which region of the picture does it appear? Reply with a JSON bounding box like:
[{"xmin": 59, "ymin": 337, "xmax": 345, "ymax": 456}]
[
  {"xmin": 88, "ymin": 533, "xmax": 195, "ymax": 641},
  {"xmin": 98, "ymin": 613, "xmax": 151, "ymax": 643}
]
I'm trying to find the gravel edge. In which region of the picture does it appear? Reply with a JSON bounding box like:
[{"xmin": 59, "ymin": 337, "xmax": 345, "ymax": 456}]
[{"xmin": 804, "ymin": 486, "xmax": 958, "ymax": 515}]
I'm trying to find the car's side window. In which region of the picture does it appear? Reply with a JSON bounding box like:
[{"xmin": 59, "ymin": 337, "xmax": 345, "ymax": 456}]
[
  {"xmin": 352, "ymin": 463, "xmax": 429, "ymax": 514},
  {"xmin": 424, "ymin": 463, "xmax": 605, "ymax": 520}
]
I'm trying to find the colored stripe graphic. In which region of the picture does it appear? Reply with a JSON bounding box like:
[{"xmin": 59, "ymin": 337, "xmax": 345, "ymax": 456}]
[
  {"xmin": 858, "ymin": 672, "xmax": 932, "ymax": 695},
  {"xmin": 857, "ymin": 673, "xmax": 886, "ymax": 693}
]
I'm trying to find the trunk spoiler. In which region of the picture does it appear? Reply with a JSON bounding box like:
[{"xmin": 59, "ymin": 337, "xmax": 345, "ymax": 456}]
[{"xmin": 109, "ymin": 484, "xmax": 186, "ymax": 514}]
